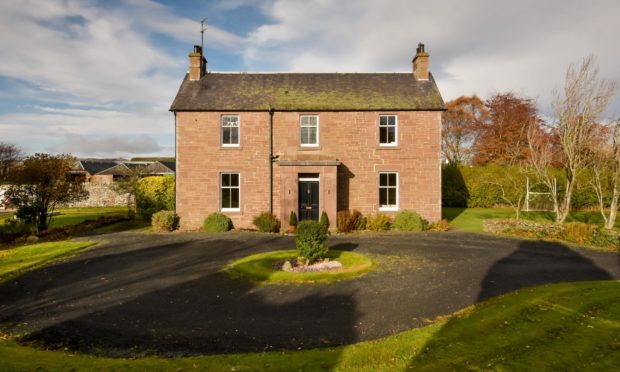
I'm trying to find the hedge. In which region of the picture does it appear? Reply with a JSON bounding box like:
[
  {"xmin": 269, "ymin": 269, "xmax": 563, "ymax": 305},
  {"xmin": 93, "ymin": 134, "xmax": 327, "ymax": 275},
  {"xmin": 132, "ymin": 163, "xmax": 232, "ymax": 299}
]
[
  {"xmin": 136, "ymin": 176, "xmax": 175, "ymax": 221},
  {"xmin": 442, "ymin": 165, "xmax": 600, "ymax": 210}
]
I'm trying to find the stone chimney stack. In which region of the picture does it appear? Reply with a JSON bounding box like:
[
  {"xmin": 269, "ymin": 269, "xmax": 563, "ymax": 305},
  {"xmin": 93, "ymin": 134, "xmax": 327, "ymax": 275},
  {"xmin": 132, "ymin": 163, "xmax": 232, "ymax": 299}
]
[
  {"xmin": 188, "ymin": 45, "xmax": 207, "ymax": 81},
  {"xmin": 412, "ymin": 43, "xmax": 430, "ymax": 80}
]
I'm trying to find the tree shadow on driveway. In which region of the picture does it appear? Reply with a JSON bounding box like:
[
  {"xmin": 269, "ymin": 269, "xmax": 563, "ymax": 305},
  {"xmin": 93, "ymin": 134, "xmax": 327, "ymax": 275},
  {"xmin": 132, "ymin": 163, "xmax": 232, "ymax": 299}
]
[{"xmin": 407, "ymin": 239, "xmax": 615, "ymax": 369}]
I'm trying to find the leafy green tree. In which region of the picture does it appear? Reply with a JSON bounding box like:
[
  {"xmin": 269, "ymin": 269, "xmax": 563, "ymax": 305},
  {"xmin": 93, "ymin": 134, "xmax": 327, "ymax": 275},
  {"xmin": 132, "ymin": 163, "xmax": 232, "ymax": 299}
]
[{"xmin": 6, "ymin": 154, "xmax": 88, "ymax": 231}]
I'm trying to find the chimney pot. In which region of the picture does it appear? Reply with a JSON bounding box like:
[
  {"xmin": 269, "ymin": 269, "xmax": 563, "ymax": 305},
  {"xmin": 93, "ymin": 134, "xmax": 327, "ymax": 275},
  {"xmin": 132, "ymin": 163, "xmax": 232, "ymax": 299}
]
[{"xmin": 413, "ymin": 42, "xmax": 430, "ymax": 80}]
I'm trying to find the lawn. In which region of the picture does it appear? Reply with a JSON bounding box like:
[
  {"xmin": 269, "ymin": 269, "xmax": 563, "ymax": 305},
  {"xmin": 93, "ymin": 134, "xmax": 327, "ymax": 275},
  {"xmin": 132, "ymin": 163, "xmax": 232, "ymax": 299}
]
[
  {"xmin": 443, "ymin": 207, "xmax": 620, "ymax": 232},
  {"xmin": 0, "ymin": 280, "xmax": 618, "ymax": 371},
  {"xmin": 0, "ymin": 240, "xmax": 97, "ymax": 284},
  {"xmin": 0, "ymin": 207, "xmax": 128, "ymax": 228}
]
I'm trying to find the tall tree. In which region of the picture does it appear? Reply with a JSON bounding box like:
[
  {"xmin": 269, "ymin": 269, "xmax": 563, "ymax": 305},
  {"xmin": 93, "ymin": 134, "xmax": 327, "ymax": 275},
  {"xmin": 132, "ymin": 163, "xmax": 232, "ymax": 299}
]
[
  {"xmin": 5, "ymin": 154, "xmax": 88, "ymax": 231},
  {"xmin": 529, "ymin": 55, "xmax": 616, "ymax": 223},
  {"xmin": 0, "ymin": 142, "xmax": 23, "ymax": 183},
  {"xmin": 441, "ymin": 95, "xmax": 487, "ymax": 165},
  {"xmin": 473, "ymin": 93, "xmax": 542, "ymax": 166},
  {"xmin": 588, "ymin": 120, "xmax": 620, "ymax": 229}
]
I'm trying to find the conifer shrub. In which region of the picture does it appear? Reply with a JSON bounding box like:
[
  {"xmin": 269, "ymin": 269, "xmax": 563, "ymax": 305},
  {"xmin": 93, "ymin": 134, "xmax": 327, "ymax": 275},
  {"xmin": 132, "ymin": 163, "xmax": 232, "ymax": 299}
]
[{"xmin": 296, "ymin": 220, "xmax": 328, "ymax": 262}]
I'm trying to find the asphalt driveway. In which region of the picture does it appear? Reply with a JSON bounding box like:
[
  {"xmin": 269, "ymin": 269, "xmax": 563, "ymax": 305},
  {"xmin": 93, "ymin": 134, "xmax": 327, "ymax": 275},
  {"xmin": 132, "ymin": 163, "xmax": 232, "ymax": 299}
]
[{"xmin": 0, "ymin": 231, "xmax": 618, "ymax": 356}]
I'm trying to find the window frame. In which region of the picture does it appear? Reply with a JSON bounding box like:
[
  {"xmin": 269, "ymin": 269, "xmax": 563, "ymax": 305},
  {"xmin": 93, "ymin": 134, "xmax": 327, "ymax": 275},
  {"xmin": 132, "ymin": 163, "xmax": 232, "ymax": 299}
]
[
  {"xmin": 378, "ymin": 171, "xmax": 399, "ymax": 211},
  {"xmin": 379, "ymin": 115, "xmax": 398, "ymax": 147},
  {"xmin": 220, "ymin": 172, "xmax": 241, "ymax": 212},
  {"xmin": 221, "ymin": 115, "xmax": 240, "ymax": 147},
  {"xmin": 299, "ymin": 115, "xmax": 319, "ymax": 147}
]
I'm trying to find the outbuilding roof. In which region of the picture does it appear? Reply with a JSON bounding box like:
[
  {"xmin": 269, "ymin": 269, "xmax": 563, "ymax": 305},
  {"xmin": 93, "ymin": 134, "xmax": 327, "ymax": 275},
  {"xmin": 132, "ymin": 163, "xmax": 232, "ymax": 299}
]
[{"xmin": 170, "ymin": 72, "xmax": 445, "ymax": 112}]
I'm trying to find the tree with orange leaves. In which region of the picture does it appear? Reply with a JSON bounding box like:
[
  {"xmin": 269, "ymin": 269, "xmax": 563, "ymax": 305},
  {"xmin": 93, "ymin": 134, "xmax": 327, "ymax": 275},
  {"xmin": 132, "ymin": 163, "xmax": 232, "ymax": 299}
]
[
  {"xmin": 441, "ymin": 95, "xmax": 487, "ymax": 165},
  {"xmin": 472, "ymin": 93, "xmax": 542, "ymax": 166}
]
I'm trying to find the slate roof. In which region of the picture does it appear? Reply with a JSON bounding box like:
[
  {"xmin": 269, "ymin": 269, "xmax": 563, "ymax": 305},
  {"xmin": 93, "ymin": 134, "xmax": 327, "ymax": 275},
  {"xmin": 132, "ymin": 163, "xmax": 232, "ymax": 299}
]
[
  {"xmin": 78, "ymin": 160, "xmax": 120, "ymax": 175},
  {"xmin": 170, "ymin": 73, "xmax": 445, "ymax": 111}
]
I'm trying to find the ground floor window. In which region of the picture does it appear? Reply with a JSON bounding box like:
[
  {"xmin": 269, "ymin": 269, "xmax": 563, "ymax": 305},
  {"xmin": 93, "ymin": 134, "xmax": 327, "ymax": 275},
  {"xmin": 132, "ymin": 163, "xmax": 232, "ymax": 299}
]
[
  {"xmin": 379, "ymin": 172, "xmax": 398, "ymax": 211},
  {"xmin": 221, "ymin": 172, "xmax": 240, "ymax": 211}
]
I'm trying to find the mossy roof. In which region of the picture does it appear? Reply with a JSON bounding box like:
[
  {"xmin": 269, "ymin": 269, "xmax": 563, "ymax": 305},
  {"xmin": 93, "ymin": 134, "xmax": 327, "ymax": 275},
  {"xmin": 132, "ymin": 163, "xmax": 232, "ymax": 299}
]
[{"xmin": 170, "ymin": 72, "xmax": 445, "ymax": 111}]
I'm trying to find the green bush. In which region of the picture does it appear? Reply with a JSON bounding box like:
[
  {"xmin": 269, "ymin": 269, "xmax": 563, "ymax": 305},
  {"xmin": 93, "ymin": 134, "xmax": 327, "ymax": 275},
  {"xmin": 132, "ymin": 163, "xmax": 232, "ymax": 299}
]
[
  {"xmin": 356, "ymin": 216, "xmax": 367, "ymax": 231},
  {"xmin": 367, "ymin": 213, "xmax": 392, "ymax": 231},
  {"xmin": 136, "ymin": 176, "xmax": 175, "ymax": 221},
  {"xmin": 441, "ymin": 165, "xmax": 598, "ymax": 210},
  {"xmin": 296, "ymin": 220, "xmax": 328, "ymax": 262},
  {"xmin": 320, "ymin": 211, "xmax": 330, "ymax": 231},
  {"xmin": 337, "ymin": 210, "xmax": 363, "ymax": 233},
  {"xmin": 393, "ymin": 210, "xmax": 427, "ymax": 232},
  {"xmin": 253, "ymin": 212, "xmax": 281, "ymax": 233},
  {"xmin": 289, "ymin": 211, "xmax": 297, "ymax": 227},
  {"xmin": 203, "ymin": 212, "xmax": 233, "ymax": 232},
  {"xmin": 151, "ymin": 210, "xmax": 180, "ymax": 232}
]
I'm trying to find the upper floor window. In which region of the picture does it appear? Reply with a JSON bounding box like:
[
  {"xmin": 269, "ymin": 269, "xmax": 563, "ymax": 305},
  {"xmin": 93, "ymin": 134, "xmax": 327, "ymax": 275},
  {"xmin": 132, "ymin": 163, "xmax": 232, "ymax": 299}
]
[
  {"xmin": 379, "ymin": 172, "xmax": 398, "ymax": 211},
  {"xmin": 300, "ymin": 115, "xmax": 319, "ymax": 146},
  {"xmin": 379, "ymin": 115, "xmax": 397, "ymax": 146},
  {"xmin": 221, "ymin": 172, "xmax": 240, "ymax": 211},
  {"xmin": 221, "ymin": 115, "xmax": 239, "ymax": 146}
]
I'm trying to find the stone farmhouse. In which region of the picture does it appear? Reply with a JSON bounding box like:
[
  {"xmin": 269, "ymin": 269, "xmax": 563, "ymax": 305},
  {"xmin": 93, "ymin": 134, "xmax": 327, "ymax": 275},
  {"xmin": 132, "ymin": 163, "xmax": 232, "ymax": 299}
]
[{"xmin": 171, "ymin": 44, "xmax": 445, "ymax": 230}]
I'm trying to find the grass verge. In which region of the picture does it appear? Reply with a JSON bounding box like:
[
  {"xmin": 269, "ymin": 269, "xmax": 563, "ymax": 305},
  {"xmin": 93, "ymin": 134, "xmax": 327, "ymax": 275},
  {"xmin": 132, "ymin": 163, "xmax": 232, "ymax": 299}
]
[
  {"xmin": 443, "ymin": 207, "xmax": 620, "ymax": 233},
  {"xmin": 0, "ymin": 240, "xmax": 97, "ymax": 284},
  {"xmin": 0, "ymin": 281, "xmax": 618, "ymax": 370},
  {"xmin": 225, "ymin": 249, "xmax": 374, "ymax": 284}
]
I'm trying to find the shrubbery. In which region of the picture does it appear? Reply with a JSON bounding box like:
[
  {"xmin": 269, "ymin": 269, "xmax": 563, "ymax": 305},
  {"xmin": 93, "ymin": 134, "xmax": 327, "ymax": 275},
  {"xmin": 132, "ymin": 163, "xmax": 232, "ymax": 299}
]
[
  {"xmin": 428, "ymin": 219, "xmax": 451, "ymax": 232},
  {"xmin": 253, "ymin": 212, "xmax": 281, "ymax": 233},
  {"xmin": 203, "ymin": 212, "xmax": 233, "ymax": 232},
  {"xmin": 136, "ymin": 176, "xmax": 175, "ymax": 221},
  {"xmin": 393, "ymin": 210, "xmax": 427, "ymax": 232},
  {"xmin": 151, "ymin": 210, "xmax": 180, "ymax": 232},
  {"xmin": 483, "ymin": 219, "xmax": 620, "ymax": 250},
  {"xmin": 289, "ymin": 211, "xmax": 297, "ymax": 228},
  {"xmin": 366, "ymin": 213, "xmax": 392, "ymax": 231},
  {"xmin": 296, "ymin": 220, "xmax": 328, "ymax": 262},
  {"xmin": 337, "ymin": 210, "xmax": 363, "ymax": 232},
  {"xmin": 442, "ymin": 165, "xmax": 599, "ymax": 209}
]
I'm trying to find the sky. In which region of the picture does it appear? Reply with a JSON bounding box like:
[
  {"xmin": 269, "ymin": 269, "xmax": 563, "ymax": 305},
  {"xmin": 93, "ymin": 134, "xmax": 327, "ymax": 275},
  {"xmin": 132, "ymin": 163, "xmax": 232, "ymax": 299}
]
[{"xmin": 0, "ymin": 0, "xmax": 618, "ymax": 158}]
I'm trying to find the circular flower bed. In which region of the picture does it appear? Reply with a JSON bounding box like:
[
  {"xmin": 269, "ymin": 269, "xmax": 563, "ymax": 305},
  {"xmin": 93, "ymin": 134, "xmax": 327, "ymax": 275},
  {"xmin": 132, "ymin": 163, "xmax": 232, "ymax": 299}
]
[{"xmin": 225, "ymin": 249, "xmax": 373, "ymax": 284}]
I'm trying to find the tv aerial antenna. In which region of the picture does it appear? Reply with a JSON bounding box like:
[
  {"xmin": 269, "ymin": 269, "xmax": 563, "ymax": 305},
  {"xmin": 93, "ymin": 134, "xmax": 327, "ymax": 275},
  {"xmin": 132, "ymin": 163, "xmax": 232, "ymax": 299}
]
[{"xmin": 200, "ymin": 18, "xmax": 206, "ymax": 52}]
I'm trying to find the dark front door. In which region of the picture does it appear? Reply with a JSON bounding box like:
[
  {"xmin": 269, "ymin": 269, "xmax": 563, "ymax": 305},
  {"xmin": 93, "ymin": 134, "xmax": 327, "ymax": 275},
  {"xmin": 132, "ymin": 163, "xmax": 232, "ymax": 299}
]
[{"xmin": 299, "ymin": 179, "xmax": 319, "ymax": 221}]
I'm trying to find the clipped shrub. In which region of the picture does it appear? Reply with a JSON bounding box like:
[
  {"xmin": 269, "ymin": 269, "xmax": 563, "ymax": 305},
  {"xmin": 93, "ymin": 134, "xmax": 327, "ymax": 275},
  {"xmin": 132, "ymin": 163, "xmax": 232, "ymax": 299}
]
[
  {"xmin": 136, "ymin": 176, "xmax": 175, "ymax": 221},
  {"xmin": 151, "ymin": 210, "xmax": 180, "ymax": 232},
  {"xmin": 393, "ymin": 210, "xmax": 427, "ymax": 232},
  {"xmin": 337, "ymin": 210, "xmax": 363, "ymax": 233},
  {"xmin": 203, "ymin": 212, "xmax": 233, "ymax": 232},
  {"xmin": 253, "ymin": 212, "xmax": 281, "ymax": 233},
  {"xmin": 320, "ymin": 211, "xmax": 330, "ymax": 231},
  {"xmin": 296, "ymin": 220, "xmax": 328, "ymax": 262},
  {"xmin": 366, "ymin": 213, "xmax": 392, "ymax": 231},
  {"xmin": 429, "ymin": 219, "xmax": 451, "ymax": 232},
  {"xmin": 289, "ymin": 211, "xmax": 297, "ymax": 227}
]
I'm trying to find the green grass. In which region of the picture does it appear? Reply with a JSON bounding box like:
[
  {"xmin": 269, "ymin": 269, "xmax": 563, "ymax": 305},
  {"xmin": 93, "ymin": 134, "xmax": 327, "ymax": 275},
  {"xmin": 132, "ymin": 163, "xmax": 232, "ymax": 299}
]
[
  {"xmin": 0, "ymin": 241, "xmax": 97, "ymax": 284},
  {"xmin": 0, "ymin": 207, "xmax": 128, "ymax": 228},
  {"xmin": 0, "ymin": 280, "xmax": 618, "ymax": 370},
  {"xmin": 443, "ymin": 207, "xmax": 620, "ymax": 233},
  {"xmin": 226, "ymin": 249, "xmax": 374, "ymax": 284}
]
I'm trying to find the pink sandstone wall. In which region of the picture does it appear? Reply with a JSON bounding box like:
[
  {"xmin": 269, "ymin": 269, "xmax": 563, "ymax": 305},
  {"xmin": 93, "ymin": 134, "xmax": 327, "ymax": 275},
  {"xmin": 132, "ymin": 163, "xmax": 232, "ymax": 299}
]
[{"xmin": 175, "ymin": 110, "xmax": 441, "ymax": 230}]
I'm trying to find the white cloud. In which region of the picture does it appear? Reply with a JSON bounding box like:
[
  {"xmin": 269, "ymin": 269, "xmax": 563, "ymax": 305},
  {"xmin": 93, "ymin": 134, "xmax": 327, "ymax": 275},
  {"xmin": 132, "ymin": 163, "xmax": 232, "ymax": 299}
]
[{"xmin": 242, "ymin": 0, "xmax": 620, "ymax": 114}]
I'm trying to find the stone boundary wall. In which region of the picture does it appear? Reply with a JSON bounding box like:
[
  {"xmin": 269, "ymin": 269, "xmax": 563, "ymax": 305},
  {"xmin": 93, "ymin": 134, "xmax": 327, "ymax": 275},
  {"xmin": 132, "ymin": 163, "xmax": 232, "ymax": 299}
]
[{"xmin": 65, "ymin": 183, "xmax": 130, "ymax": 208}]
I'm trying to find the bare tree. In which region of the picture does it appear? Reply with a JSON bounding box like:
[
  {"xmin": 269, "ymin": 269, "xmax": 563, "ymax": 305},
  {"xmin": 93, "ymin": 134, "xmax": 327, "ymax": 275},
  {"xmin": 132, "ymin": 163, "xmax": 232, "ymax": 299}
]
[
  {"xmin": 533, "ymin": 55, "xmax": 616, "ymax": 223},
  {"xmin": 589, "ymin": 119, "xmax": 620, "ymax": 229},
  {"xmin": 0, "ymin": 142, "xmax": 23, "ymax": 183}
]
